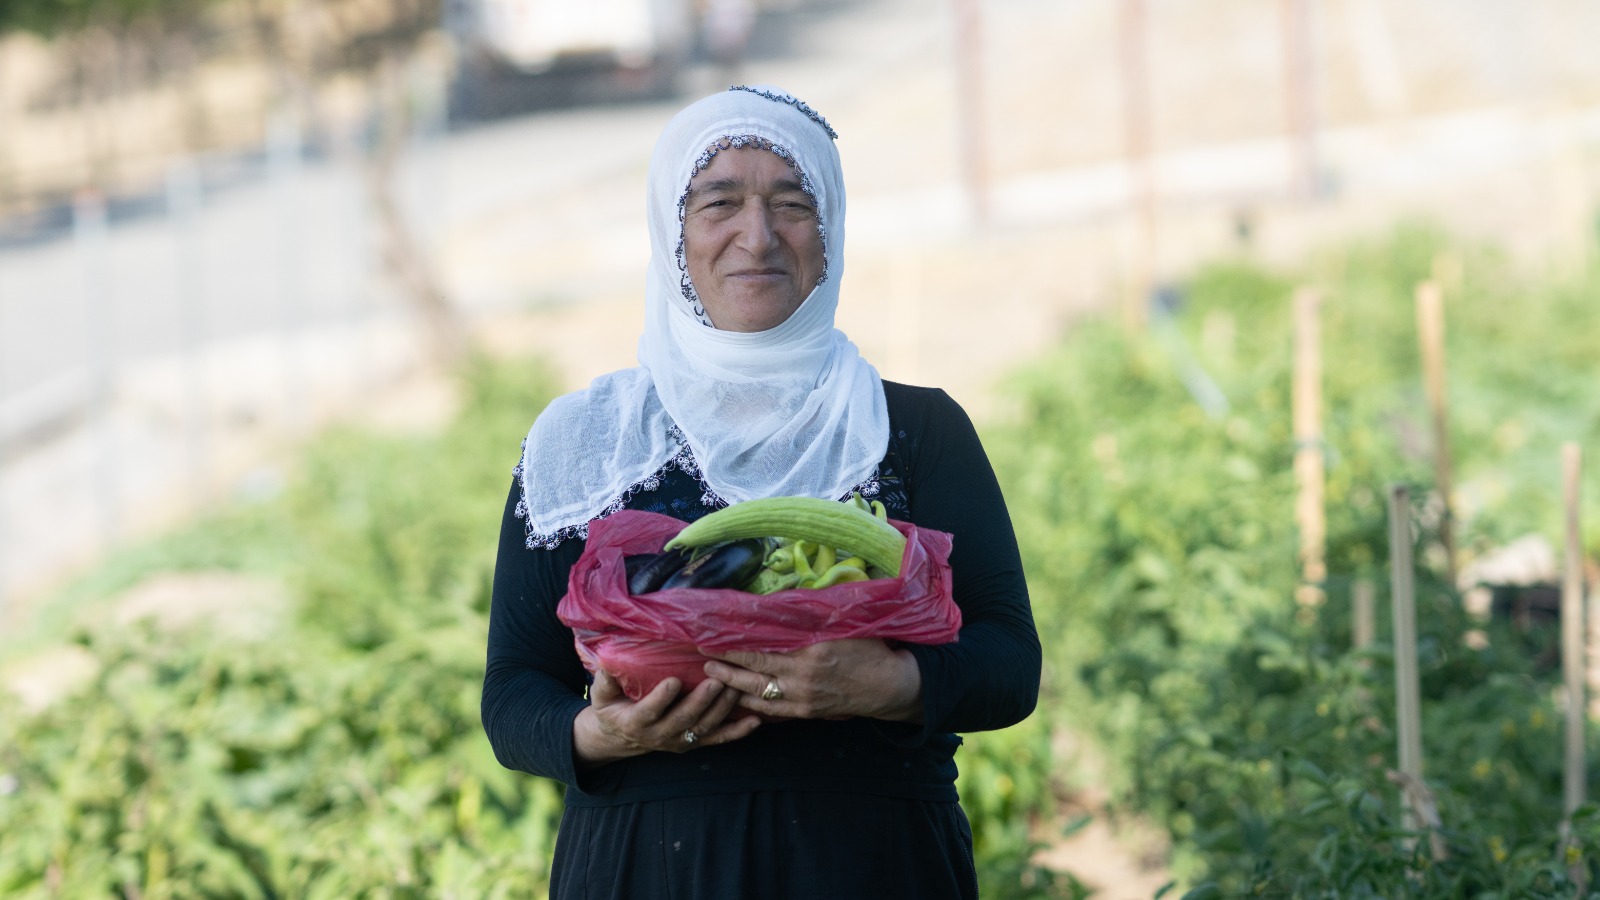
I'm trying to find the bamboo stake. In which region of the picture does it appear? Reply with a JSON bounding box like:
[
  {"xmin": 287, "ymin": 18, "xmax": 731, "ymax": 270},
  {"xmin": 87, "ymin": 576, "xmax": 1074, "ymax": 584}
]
[
  {"xmin": 1388, "ymin": 485, "xmax": 1426, "ymax": 839},
  {"xmin": 1562, "ymin": 443, "xmax": 1586, "ymax": 820},
  {"xmin": 1415, "ymin": 280, "xmax": 1456, "ymax": 587},
  {"xmin": 1294, "ymin": 287, "xmax": 1325, "ymax": 607}
]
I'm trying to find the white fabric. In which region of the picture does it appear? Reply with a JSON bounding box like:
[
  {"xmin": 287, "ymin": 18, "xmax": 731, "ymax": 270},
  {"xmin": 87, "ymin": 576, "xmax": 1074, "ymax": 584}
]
[{"xmin": 518, "ymin": 86, "xmax": 888, "ymax": 543}]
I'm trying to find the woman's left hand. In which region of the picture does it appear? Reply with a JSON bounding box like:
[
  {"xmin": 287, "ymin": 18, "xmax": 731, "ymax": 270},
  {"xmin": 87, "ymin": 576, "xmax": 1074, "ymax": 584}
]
[{"xmin": 701, "ymin": 639, "xmax": 923, "ymax": 723}]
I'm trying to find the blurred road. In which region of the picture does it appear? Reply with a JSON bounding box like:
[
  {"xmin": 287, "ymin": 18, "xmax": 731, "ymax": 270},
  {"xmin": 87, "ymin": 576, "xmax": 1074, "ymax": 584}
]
[{"xmin": 0, "ymin": 0, "xmax": 938, "ymax": 445}]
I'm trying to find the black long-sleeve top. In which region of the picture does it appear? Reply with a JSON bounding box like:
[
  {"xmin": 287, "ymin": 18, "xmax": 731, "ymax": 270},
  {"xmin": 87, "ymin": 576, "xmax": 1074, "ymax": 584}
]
[{"xmin": 482, "ymin": 381, "xmax": 1040, "ymax": 807}]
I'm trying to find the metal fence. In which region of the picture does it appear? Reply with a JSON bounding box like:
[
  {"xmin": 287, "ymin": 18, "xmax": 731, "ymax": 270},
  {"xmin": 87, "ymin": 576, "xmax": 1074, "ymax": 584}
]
[{"xmin": 0, "ymin": 95, "xmax": 456, "ymax": 617}]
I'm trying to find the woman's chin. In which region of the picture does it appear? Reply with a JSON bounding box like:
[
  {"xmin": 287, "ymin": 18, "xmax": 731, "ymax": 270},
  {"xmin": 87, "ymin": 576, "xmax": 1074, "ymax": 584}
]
[{"xmin": 710, "ymin": 298, "xmax": 803, "ymax": 333}]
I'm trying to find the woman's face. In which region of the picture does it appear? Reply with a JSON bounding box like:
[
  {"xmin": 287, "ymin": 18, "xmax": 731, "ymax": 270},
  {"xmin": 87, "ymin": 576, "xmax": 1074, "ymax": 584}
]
[{"xmin": 681, "ymin": 147, "xmax": 825, "ymax": 332}]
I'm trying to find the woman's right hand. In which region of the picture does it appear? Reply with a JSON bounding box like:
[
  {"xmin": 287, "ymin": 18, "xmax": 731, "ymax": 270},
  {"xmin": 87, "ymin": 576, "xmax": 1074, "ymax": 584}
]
[{"xmin": 573, "ymin": 670, "xmax": 761, "ymax": 769}]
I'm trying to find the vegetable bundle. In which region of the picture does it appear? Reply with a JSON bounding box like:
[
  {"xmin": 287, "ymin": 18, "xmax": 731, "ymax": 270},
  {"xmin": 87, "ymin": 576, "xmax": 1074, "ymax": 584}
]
[
  {"xmin": 624, "ymin": 493, "xmax": 904, "ymax": 595},
  {"xmin": 557, "ymin": 502, "xmax": 959, "ymax": 703}
]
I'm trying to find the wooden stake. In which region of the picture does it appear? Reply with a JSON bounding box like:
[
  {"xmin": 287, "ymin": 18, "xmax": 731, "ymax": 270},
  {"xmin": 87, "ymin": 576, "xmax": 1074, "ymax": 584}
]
[
  {"xmin": 1415, "ymin": 280, "xmax": 1456, "ymax": 587},
  {"xmin": 167, "ymin": 161, "xmax": 213, "ymax": 511},
  {"xmin": 1281, "ymin": 0, "xmax": 1319, "ymax": 199},
  {"xmin": 1430, "ymin": 250, "xmax": 1463, "ymax": 298},
  {"xmin": 1118, "ymin": 0, "xmax": 1154, "ymax": 332},
  {"xmin": 1353, "ymin": 578, "xmax": 1376, "ymax": 650},
  {"xmin": 952, "ymin": 0, "xmax": 990, "ymax": 227},
  {"xmin": 1388, "ymin": 485, "xmax": 1426, "ymax": 837},
  {"xmin": 1294, "ymin": 287, "xmax": 1325, "ymax": 606},
  {"xmin": 1589, "ymin": 553, "xmax": 1600, "ymax": 722},
  {"xmin": 1562, "ymin": 443, "xmax": 1586, "ymax": 819},
  {"xmin": 75, "ymin": 187, "xmax": 121, "ymax": 551}
]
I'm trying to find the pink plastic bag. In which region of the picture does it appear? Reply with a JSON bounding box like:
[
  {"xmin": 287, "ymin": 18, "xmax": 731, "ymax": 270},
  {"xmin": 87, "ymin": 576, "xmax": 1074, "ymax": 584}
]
[{"xmin": 557, "ymin": 509, "xmax": 960, "ymax": 702}]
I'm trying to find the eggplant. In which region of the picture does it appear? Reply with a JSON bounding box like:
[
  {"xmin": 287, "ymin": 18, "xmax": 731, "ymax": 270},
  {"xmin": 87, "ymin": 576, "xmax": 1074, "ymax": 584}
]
[
  {"xmin": 626, "ymin": 548, "xmax": 691, "ymax": 595},
  {"xmin": 658, "ymin": 538, "xmax": 768, "ymax": 591},
  {"xmin": 623, "ymin": 554, "xmax": 655, "ymax": 588}
]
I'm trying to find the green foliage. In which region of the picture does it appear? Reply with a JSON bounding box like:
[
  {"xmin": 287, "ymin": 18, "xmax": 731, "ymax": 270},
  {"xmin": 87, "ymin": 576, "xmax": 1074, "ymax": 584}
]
[
  {"xmin": 989, "ymin": 222, "xmax": 1600, "ymax": 896},
  {"xmin": 6, "ymin": 220, "xmax": 1597, "ymax": 896},
  {"xmin": 0, "ymin": 346, "xmax": 1071, "ymax": 893},
  {"xmin": 0, "ymin": 0, "xmax": 221, "ymax": 38},
  {"xmin": 0, "ymin": 354, "xmax": 565, "ymax": 897},
  {"xmin": 960, "ymin": 716, "xmax": 1090, "ymax": 898},
  {"xmin": 0, "ymin": 623, "xmax": 563, "ymax": 898}
]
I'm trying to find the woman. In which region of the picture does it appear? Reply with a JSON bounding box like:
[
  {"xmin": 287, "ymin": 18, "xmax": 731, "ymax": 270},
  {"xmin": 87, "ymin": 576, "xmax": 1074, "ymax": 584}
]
[{"xmin": 483, "ymin": 85, "xmax": 1040, "ymax": 898}]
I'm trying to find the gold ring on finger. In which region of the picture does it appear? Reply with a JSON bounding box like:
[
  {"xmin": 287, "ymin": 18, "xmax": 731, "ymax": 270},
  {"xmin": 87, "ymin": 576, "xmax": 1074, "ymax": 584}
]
[{"xmin": 761, "ymin": 680, "xmax": 783, "ymax": 702}]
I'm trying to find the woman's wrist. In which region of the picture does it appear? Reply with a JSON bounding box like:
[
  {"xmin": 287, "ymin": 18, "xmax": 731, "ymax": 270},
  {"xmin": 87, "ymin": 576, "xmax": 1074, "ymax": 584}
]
[
  {"xmin": 571, "ymin": 707, "xmax": 606, "ymax": 771},
  {"xmin": 573, "ymin": 706, "xmax": 639, "ymax": 771},
  {"xmin": 876, "ymin": 649, "xmax": 925, "ymax": 724}
]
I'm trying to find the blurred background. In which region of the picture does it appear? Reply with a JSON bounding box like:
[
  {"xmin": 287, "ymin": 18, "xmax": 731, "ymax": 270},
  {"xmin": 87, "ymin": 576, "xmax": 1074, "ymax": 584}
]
[
  {"xmin": 4, "ymin": 0, "xmax": 1600, "ymax": 625},
  {"xmin": 2, "ymin": 0, "xmax": 1599, "ymax": 895},
  {"xmin": 4, "ymin": 0, "xmax": 1599, "ymax": 615}
]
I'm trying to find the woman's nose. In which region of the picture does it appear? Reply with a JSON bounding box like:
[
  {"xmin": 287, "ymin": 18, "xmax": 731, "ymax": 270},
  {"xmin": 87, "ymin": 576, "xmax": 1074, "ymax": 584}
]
[{"xmin": 732, "ymin": 201, "xmax": 778, "ymax": 255}]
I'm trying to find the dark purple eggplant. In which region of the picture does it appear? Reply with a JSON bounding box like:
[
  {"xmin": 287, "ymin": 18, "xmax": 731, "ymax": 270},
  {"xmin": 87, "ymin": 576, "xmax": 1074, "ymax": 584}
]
[
  {"xmin": 627, "ymin": 548, "xmax": 692, "ymax": 595},
  {"xmin": 623, "ymin": 554, "xmax": 654, "ymax": 587},
  {"xmin": 659, "ymin": 538, "xmax": 767, "ymax": 591}
]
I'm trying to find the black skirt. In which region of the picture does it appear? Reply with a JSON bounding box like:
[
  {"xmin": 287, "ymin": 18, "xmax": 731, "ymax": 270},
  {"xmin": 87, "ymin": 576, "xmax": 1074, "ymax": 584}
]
[{"xmin": 549, "ymin": 791, "xmax": 980, "ymax": 900}]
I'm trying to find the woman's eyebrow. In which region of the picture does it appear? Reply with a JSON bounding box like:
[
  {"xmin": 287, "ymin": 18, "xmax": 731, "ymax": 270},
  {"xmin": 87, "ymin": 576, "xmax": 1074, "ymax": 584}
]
[
  {"xmin": 688, "ymin": 176, "xmax": 809, "ymax": 199},
  {"xmin": 688, "ymin": 178, "xmax": 743, "ymax": 198}
]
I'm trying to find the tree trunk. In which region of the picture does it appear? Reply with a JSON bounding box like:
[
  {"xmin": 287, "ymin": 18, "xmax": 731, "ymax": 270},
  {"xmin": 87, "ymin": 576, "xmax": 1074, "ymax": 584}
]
[{"xmin": 365, "ymin": 49, "xmax": 466, "ymax": 369}]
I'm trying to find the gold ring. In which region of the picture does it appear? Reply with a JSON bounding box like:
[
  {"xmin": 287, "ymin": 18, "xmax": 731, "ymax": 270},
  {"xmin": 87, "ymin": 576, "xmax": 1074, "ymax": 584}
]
[
  {"xmin": 682, "ymin": 729, "xmax": 698, "ymax": 744},
  {"xmin": 761, "ymin": 681, "xmax": 783, "ymax": 702}
]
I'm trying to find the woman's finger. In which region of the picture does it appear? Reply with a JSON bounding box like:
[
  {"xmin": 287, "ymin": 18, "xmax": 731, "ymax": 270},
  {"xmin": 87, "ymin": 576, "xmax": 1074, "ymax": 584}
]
[
  {"xmin": 708, "ymin": 649, "xmax": 784, "ymax": 676},
  {"xmin": 630, "ymin": 676, "xmax": 683, "ymax": 724},
  {"xmin": 690, "ymin": 679, "xmax": 744, "ymax": 732},
  {"xmin": 709, "ymin": 639, "xmax": 909, "ymax": 721},
  {"xmin": 668, "ymin": 679, "xmax": 729, "ymax": 730},
  {"xmin": 701, "ymin": 656, "xmax": 786, "ymax": 699},
  {"xmin": 589, "ymin": 670, "xmax": 624, "ymax": 706},
  {"xmin": 700, "ymin": 712, "xmax": 762, "ymax": 747},
  {"xmin": 655, "ymin": 679, "xmax": 731, "ymax": 752},
  {"xmin": 674, "ymin": 698, "xmax": 737, "ymax": 753}
]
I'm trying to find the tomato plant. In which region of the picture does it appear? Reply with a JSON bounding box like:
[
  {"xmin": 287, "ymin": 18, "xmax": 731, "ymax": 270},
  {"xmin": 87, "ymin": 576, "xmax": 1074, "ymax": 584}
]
[
  {"xmin": 0, "ymin": 356, "xmax": 567, "ymax": 898},
  {"xmin": 988, "ymin": 222, "xmax": 1600, "ymax": 896}
]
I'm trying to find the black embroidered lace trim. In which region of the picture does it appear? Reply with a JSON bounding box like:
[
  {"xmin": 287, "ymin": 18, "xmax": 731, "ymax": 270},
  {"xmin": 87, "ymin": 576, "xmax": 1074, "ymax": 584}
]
[
  {"xmin": 727, "ymin": 85, "xmax": 839, "ymax": 140},
  {"xmin": 514, "ymin": 428, "xmax": 881, "ymax": 550}
]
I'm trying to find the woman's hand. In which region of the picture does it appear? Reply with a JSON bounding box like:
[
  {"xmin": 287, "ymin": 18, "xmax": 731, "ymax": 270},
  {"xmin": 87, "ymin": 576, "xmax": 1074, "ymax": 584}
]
[
  {"xmin": 701, "ymin": 639, "xmax": 924, "ymax": 724},
  {"xmin": 573, "ymin": 671, "xmax": 761, "ymax": 770}
]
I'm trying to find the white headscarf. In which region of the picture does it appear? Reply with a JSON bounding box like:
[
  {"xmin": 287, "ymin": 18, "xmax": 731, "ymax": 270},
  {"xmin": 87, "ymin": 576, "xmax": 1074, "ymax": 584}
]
[{"xmin": 516, "ymin": 86, "xmax": 888, "ymax": 547}]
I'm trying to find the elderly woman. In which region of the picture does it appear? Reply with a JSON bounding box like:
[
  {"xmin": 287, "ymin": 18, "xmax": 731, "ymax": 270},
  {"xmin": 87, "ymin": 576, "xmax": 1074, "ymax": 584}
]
[{"xmin": 483, "ymin": 86, "xmax": 1040, "ymax": 898}]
